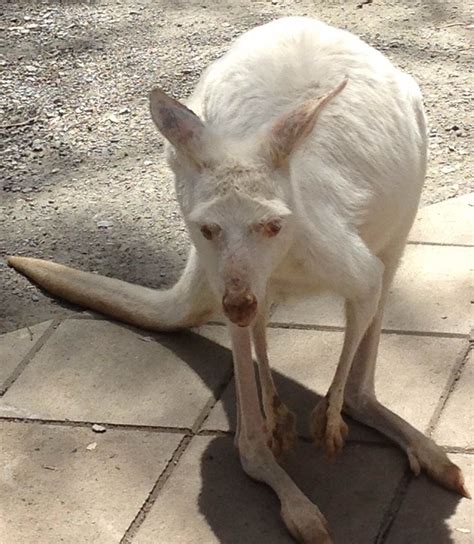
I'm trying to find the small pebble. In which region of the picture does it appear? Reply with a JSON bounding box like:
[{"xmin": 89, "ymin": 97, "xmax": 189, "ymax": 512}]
[
  {"xmin": 92, "ymin": 424, "xmax": 106, "ymax": 433},
  {"xmin": 108, "ymin": 113, "xmax": 119, "ymax": 123},
  {"xmin": 97, "ymin": 220, "xmax": 113, "ymax": 228}
]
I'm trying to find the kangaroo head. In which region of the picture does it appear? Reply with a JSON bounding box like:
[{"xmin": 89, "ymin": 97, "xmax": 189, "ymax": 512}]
[{"xmin": 149, "ymin": 81, "xmax": 346, "ymax": 326}]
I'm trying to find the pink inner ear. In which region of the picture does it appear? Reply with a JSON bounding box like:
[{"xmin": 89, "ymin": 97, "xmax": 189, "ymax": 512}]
[
  {"xmin": 268, "ymin": 78, "xmax": 348, "ymax": 167},
  {"xmin": 149, "ymin": 87, "xmax": 206, "ymax": 164},
  {"xmin": 161, "ymin": 104, "xmax": 206, "ymax": 167},
  {"xmin": 269, "ymin": 101, "xmax": 321, "ymax": 166},
  {"xmin": 157, "ymin": 104, "xmax": 204, "ymax": 147}
]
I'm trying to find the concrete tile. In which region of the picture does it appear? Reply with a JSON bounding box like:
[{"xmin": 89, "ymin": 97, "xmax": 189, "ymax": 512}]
[
  {"xmin": 200, "ymin": 327, "xmax": 466, "ymax": 442},
  {"xmin": 0, "ymin": 320, "xmax": 233, "ymax": 427},
  {"xmin": 384, "ymin": 245, "xmax": 472, "ymax": 335},
  {"xmin": 0, "ymin": 321, "xmax": 51, "ymax": 386},
  {"xmin": 434, "ymin": 350, "xmax": 473, "ymax": 448},
  {"xmin": 0, "ymin": 421, "xmax": 182, "ymax": 544},
  {"xmin": 271, "ymin": 291, "xmax": 344, "ymax": 328},
  {"xmin": 271, "ymin": 245, "xmax": 472, "ymax": 335},
  {"xmin": 409, "ymin": 193, "xmax": 474, "ymax": 246},
  {"xmin": 386, "ymin": 453, "xmax": 473, "ymax": 544},
  {"xmin": 134, "ymin": 435, "xmax": 406, "ymax": 544}
]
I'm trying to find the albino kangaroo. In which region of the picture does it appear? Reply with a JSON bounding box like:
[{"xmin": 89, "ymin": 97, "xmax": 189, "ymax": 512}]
[{"xmin": 8, "ymin": 17, "xmax": 469, "ymax": 543}]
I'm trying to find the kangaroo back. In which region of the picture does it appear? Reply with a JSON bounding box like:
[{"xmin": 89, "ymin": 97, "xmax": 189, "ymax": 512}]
[{"xmin": 188, "ymin": 16, "xmax": 426, "ymax": 252}]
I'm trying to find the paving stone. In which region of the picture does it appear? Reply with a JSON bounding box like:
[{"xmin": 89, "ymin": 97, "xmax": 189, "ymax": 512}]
[
  {"xmin": 409, "ymin": 193, "xmax": 474, "ymax": 246},
  {"xmin": 271, "ymin": 245, "xmax": 472, "ymax": 335},
  {"xmin": 0, "ymin": 320, "xmax": 232, "ymax": 427},
  {"xmin": 386, "ymin": 453, "xmax": 473, "ymax": 544},
  {"xmin": 434, "ymin": 349, "xmax": 473, "ymax": 448},
  {"xmin": 0, "ymin": 421, "xmax": 182, "ymax": 544},
  {"xmin": 134, "ymin": 435, "xmax": 406, "ymax": 544},
  {"xmin": 200, "ymin": 327, "xmax": 467, "ymax": 442},
  {"xmin": 0, "ymin": 321, "xmax": 51, "ymax": 386},
  {"xmin": 270, "ymin": 292, "xmax": 344, "ymax": 328},
  {"xmin": 384, "ymin": 245, "xmax": 472, "ymax": 335}
]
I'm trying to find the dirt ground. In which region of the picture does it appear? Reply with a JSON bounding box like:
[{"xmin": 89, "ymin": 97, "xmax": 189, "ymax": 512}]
[{"xmin": 0, "ymin": 0, "xmax": 472, "ymax": 333}]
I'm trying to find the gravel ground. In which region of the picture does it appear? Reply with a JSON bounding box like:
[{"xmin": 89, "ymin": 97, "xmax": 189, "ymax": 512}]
[{"xmin": 1, "ymin": 0, "xmax": 472, "ymax": 333}]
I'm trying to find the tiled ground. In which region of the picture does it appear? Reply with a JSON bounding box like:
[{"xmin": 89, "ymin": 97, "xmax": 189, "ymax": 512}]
[{"xmin": 0, "ymin": 194, "xmax": 472, "ymax": 543}]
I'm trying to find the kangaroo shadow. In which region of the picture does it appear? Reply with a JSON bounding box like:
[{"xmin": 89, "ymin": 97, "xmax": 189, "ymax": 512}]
[{"xmin": 159, "ymin": 329, "xmax": 463, "ymax": 544}]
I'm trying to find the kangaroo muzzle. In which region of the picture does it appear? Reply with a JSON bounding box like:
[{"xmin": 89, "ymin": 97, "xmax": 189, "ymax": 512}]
[{"xmin": 222, "ymin": 285, "xmax": 258, "ymax": 327}]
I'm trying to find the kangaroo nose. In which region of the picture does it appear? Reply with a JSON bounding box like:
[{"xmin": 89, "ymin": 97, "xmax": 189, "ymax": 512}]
[{"xmin": 222, "ymin": 289, "xmax": 258, "ymax": 327}]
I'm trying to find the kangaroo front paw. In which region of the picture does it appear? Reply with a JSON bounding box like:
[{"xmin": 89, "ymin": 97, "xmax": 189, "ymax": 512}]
[
  {"xmin": 266, "ymin": 398, "xmax": 297, "ymax": 458},
  {"xmin": 311, "ymin": 397, "xmax": 348, "ymax": 458}
]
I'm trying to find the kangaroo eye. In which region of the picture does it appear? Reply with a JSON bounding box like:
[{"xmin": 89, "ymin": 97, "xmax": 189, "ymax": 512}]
[
  {"xmin": 200, "ymin": 223, "xmax": 221, "ymax": 240},
  {"xmin": 265, "ymin": 219, "xmax": 282, "ymax": 237},
  {"xmin": 252, "ymin": 218, "xmax": 283, "ymax": 237}
]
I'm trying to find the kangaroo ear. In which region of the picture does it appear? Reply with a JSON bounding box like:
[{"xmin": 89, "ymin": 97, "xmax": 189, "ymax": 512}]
[
  {"xmin": 149, "ymin": 87, "xmax": 207, "ymax": 167},
  {"xmin": 265, "ymin": 78, "xmax": 348, "ymax": 168}
]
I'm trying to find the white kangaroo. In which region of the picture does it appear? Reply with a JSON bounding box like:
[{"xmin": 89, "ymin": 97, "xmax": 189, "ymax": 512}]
[{"xmin": 8, "ymin": 17, "xmax": 469, "ymax": 543}]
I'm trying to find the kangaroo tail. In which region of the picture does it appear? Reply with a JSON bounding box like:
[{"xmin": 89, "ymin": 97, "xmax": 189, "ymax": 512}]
[{"xmin": 7, "ymin": 250, "xmax": 217, "ymax": 331}]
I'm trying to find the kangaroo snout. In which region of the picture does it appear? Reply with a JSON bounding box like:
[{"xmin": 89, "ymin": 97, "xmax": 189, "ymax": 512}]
[{"xmin": 222, "ymin": 286, "xmax": 258, "ymax": 327}]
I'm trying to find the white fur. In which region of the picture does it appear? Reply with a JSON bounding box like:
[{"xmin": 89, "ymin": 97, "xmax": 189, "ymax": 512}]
[
  {"xmin": 13, "ymin": 18, "xmax": 467, "ymax": 544},
  {"xmin": 167, "ymin": 16, "xmax": 427, "ymax": 308},
  {"xmin": 153, "ymin": 18, "xmax": 455, "ymax": 542}
]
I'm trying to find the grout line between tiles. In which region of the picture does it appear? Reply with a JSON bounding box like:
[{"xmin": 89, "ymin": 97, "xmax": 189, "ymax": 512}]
[
  {"xmin": 0, "ymin": 319, "xmax": 61, "ymax": 397},
  {"xmin": 197, "ymin": 428, "xmax": 397, "ymax": 450},
  {"xmin": 119, "ymin": 435, "xmax": 193, "ymax": 544},
  {"xmin": 407, "ymin": 240, "xmax": 473, "ymax": 248},
  {"xmin": 192, "ymin": 366, "xmax": 235, "ymax": 434},
  {"xmin": 0, "ymin": 416, "xmax": 192, "ymax": 434},
  {"xmin": 425, "ymin": 340, "xmax": 472, "ymax": 436},
  {"xmin": 266, "ymin": 322, "xmax": 469, "ymax": 339},
  {"xmin": 375, "ymin": 470, "xmax": 414, "ymax": 544},
  {"xmin": 207, "ymin": 319, "xmax": 469, "ymax": 339},
  {"xmin": 1, "ymin": 415, "xmax": 443, "ymax": 452},
  {"xmin": 442, "ymin": 446, "xmax": 474, "ymax": 455},
  {"xmin": 197, "ymin": 428, "xmax": 234, "ymax": 437}
]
